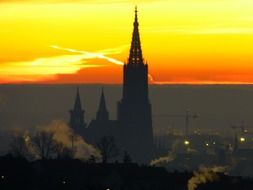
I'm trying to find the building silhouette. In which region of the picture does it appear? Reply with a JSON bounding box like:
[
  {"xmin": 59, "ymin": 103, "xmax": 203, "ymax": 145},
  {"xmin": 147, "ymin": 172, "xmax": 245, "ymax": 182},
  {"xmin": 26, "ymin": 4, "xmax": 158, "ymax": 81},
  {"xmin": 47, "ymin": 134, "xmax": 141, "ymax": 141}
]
[
  {"xmin": 117, "ymin": 7, "xmax": 154, "ymax": 161},
  {"xmin": 69, "ymin": 87, "xmax": 86, "ymax": 131},
  {"xmin": 96, "ymin": 88, "xmax": 109, "ymax": 122},
  {"xmin": 69, "ymin": 7, "xmax": 154, "ymax": 163}
]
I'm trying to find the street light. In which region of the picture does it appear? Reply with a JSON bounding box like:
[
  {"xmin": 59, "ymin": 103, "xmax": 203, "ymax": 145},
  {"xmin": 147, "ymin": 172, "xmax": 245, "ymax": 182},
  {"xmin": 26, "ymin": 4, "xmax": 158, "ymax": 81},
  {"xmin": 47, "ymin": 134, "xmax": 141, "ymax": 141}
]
[
  {"xmin": 240, "ymin": 137, "xmax": 246, "ymax": 142},
  {"xmin": 184, "ymin": 140, "xmax": 190, "ymax": 145}
]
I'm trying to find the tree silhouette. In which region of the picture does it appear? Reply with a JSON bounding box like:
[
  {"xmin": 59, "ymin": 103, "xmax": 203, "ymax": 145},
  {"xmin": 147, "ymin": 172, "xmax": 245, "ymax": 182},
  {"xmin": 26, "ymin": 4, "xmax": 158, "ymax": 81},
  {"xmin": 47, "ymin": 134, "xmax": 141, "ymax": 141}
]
[
  {"xmin": 9, "ymin": 133, "xmax": 31, "ymax": 159},
  {"xmin": 54, "ymin": 141, "xmax": 74, "ymax": 159},
  {"xmin": 123, "ymin": 151, "xmax": 132, "ymax": 164},
  {"xmin": 96, "ymin": 136, "xmax": 119, "ymax": 163},
  {"xmin": 31, "ymin": 131, "xmax": 57, "ymax": 160}
]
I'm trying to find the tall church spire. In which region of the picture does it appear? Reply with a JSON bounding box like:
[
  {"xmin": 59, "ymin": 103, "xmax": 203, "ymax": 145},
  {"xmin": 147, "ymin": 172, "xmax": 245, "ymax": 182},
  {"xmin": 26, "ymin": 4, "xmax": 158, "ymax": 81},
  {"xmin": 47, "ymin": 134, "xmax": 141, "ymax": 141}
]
[
  {"xmin": 128, "ymin": 6, "xmax": 144, "ymax": 65},
  {"xmin": 121, "ymin": 7, "xmax": 149, "ymax": 103},
  {"xmin": 118, "ymin": 7, "xmax": 153, "ymax": 162},
  {"xmin": 96, "ymin": 88, "xmax": 109, "ymax": 121}
]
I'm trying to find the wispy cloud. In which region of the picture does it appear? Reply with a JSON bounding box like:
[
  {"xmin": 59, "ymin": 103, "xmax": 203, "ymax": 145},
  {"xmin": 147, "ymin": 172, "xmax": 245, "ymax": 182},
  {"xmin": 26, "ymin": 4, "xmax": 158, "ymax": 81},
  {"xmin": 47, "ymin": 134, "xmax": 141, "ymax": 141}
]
[
  {"xmin": 0, "ymin": 45, "xmax": 126, "ymax": 83},
  {"xmin": 51, "ymin": 45, "xmax": 175, "ymax": 84},
  {"xmin": 0, "ymin": 55, "xmax": 102, "ymax": 82}
]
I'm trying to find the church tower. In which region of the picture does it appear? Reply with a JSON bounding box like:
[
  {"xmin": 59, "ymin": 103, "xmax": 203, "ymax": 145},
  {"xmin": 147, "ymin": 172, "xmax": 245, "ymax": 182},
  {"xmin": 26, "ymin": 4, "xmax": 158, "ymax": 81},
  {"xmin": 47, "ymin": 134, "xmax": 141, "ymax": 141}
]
[
  {"xmin": 69, "ymin": 87, "xmax": 86, "ymax": 130},
  {"xmin": 117, "ymin": 7, "xmax": 154, "ymax": 162},
  {"xmin": 96, "ymin": 88, "xmax": 109, "ymax": 121}
]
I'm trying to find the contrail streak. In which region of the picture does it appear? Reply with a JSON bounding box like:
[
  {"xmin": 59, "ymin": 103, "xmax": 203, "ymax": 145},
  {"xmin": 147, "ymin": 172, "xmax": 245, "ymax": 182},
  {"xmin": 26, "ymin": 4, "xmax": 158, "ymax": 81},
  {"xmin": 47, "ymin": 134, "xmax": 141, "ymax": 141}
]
[
  {"xmin": 148, "ymin": 74, "xmax": 172, "ymax": 85},
  {"xmin": 50, "ymin": 45, "xmax": 174, "ymax": 84},
  {"xmin": 50, "ymin": 45, "xmax": 124, "ymax": 66}
]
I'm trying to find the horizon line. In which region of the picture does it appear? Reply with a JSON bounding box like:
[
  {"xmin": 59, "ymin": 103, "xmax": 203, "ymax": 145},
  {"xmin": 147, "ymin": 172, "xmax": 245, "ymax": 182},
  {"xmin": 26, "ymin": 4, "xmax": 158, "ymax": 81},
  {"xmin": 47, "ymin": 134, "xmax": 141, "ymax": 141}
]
[{"xmin": 2, "ymin": 82, "xmax": 253, "ymax": 86}]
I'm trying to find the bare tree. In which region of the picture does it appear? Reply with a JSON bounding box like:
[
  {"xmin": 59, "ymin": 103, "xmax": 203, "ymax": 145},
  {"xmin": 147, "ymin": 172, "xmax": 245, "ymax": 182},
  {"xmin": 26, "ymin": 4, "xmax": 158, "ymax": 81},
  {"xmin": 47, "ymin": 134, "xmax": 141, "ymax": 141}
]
[
  {"xmin": 122, "ymin": 151, "xmax": 132, "ymax": 164},
  {"xmin": 31, "ymin": 131, "xmax": 57, "ymax": 160},
  {"xmin": 54, "ymin": 141, "xmax": 74, "ymax": 159},
  {"xmin": 96, "ymin": 136, "xmax": 119, "ymax": 163},
  {"xmin": 10, "ymin": 129, "xmax": 77, "ymax": 160},
  {"xmin": 9, "ymin": 133, "xmax": 31, "ymax": 159}
]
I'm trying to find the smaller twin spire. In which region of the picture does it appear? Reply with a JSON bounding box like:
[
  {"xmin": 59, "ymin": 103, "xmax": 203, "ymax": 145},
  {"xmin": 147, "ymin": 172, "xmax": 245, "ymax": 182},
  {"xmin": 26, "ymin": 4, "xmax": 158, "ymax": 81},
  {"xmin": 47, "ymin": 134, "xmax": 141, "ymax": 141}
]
[
  {"xmin": 96, "ymin": 88, "xmax": 109, "ymax": 121},
  {"xmin": 69, "ymin": 87, "xmax": 86, "ymax": 130},
  {"xmin": 73, "ymin": 87, "xmax": 83, "ymax": 112}
]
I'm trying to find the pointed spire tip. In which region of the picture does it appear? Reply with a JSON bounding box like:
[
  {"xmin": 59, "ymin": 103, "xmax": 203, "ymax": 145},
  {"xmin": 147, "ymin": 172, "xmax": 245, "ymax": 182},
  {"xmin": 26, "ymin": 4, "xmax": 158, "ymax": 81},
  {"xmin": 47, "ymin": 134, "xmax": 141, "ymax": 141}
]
[
  {"xmin": 73, "ymin": 85, "xmax": 83, "ymax": 111},
  {"xmin": 76, "ymin": 86, "xmax": 80, "ymax": 95},
  {"xmin": 135, "ymin": 6, "xmax": 138, "ymax": 18},
  {"xmin": 101, "ymin": 87, "xmax": 104, "ymax": 96}
]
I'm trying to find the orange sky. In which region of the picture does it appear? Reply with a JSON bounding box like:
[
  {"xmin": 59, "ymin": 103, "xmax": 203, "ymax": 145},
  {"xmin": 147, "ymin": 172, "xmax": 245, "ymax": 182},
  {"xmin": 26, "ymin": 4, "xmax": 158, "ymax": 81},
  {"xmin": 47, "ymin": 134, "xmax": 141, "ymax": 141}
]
[{"xmin": 1, "ymin": 0, "xmax": 253, "ymax": 84}]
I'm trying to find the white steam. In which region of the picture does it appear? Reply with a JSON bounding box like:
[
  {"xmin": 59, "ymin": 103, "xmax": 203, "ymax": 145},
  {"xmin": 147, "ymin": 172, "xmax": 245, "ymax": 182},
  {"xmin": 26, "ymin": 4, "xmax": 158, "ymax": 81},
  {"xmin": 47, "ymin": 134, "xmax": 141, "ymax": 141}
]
[
  {"xmin": 150, "ymin": 154, "xmax": 175, "ymax": 166},
  {"xmin": 36, "ymin": 120, "xmax": 101, "ymax": 160},
  {"xmin": 188, "ymin": 166, "xmax": 227, "ymax": 190}
]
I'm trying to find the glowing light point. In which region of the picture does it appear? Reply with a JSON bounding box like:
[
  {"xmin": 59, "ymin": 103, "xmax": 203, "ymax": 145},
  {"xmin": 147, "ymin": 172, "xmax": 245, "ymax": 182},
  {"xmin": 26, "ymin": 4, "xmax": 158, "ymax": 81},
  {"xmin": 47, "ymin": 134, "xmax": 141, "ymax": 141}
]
[
  {"xmin": 184, "ymin": 140, "xmax": 190, "ymax": 145},
  {"xmin": 240, "ymin": 137, "xmax": 246, "ymax": 142}
]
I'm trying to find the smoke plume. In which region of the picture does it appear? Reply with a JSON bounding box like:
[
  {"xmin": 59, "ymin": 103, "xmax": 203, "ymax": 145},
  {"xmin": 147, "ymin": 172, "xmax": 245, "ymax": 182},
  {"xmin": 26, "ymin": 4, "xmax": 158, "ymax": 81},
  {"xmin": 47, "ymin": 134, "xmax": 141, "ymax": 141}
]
[
  {"xmin": 150, "ymin": 139, "xmax": 184, "ymax": 166},
  {"xmin": 188, "ymin": 166, "xmax": 227, "ymax": 190},
  {"xmin": 150, "ymin": 154, "xmax": 175, "ymax": 166},
  {"xmin": 36, "ymin": 120, "xmax": 101, "ymax": 160}
]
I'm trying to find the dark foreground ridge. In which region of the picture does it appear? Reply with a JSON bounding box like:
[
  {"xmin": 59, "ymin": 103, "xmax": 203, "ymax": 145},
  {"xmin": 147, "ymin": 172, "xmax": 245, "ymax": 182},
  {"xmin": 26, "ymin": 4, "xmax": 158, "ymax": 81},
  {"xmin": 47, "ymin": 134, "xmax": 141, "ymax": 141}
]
[{"xmin": 0, "ymin": 155, "xmax": 253, "ymax": 190}]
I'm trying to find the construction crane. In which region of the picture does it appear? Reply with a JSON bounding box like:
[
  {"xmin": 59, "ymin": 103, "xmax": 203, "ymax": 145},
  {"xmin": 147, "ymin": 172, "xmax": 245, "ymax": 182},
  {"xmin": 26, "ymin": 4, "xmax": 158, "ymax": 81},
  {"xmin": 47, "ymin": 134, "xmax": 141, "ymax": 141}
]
[{"xmin": 153, "ymin": 109, "xmax": 199, "ymax": 138}]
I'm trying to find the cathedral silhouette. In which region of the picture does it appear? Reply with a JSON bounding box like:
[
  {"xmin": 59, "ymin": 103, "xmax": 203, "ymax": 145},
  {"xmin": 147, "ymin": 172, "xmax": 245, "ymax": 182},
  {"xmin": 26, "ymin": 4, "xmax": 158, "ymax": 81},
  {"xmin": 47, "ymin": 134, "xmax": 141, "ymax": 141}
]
[{"xmin": 69, "ymin": 7, "xmax": 154, "ymax": 163}]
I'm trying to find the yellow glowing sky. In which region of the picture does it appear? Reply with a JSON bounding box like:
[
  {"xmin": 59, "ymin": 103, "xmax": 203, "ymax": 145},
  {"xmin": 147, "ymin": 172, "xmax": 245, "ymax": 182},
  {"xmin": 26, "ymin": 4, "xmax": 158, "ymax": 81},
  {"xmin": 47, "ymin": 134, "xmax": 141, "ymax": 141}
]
[{"xmin": 1, "ymin": 0, "xmax": 253, "ymax": 84}]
